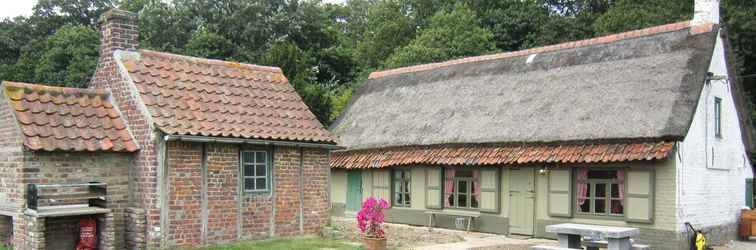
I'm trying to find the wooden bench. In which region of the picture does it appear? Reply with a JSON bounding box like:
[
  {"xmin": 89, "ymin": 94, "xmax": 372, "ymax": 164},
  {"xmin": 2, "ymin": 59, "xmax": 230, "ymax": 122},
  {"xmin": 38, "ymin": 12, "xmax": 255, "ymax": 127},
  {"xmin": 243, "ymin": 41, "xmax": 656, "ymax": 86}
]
[
  {"xmin": 583, "ymin": 240, "xmax": 650, "ymax": 250},
  {"xmin": 424, "ymin": 210, "xmax": 480, "ymax": 232}
]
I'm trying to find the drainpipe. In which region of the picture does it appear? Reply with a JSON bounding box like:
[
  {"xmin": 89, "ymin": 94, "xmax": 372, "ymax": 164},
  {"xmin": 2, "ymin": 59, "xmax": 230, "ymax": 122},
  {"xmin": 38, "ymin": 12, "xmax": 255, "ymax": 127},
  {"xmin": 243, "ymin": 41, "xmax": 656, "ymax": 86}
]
[
  {"xmin": 299, "ymin": 147, "xmax": 305, "ymax": 235},
  {"xmin": 200, "ymin": 143, "xmax": 208, "ymax": 245}
]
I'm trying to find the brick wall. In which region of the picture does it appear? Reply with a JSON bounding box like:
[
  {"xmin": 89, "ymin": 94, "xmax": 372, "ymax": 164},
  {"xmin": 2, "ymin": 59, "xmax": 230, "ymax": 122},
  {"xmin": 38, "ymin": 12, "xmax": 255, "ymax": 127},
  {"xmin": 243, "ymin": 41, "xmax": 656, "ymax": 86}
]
[
  {"xmin": 0, "ymin": 88, "xmax": 25, "ymax": 213},
  {"xmin": 164, "ymin": 141, "xmax": 330, "ymax": 247},
  {"xmin": 206, "ymin": 144, "xmax": 238, "ymax": 243},
  {"xmin": 89, "ymin": 9, "xmax": 163, "ymax": 248},
  {"xmin": 301, "ymin": 148, "xmax": 330, "ymax": 235},
  {"xmin": 19, "ymin": 151, "xmax": 133, "ymax": 249},
  {"xmin": 165, "ymin": 141, "xmax": 202, "ymax": 246},
  {"xmin": 0, "ymin": 216, "xmax": 10, "ymax": 246}
]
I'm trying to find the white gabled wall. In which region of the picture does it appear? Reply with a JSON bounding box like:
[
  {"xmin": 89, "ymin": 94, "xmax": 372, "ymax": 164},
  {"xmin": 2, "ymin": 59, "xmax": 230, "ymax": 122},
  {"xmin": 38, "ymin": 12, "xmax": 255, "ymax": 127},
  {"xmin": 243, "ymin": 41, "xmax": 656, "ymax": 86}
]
[{"xmin": 676, "ymin": 30, "xmax": 753, "ymax": 233}]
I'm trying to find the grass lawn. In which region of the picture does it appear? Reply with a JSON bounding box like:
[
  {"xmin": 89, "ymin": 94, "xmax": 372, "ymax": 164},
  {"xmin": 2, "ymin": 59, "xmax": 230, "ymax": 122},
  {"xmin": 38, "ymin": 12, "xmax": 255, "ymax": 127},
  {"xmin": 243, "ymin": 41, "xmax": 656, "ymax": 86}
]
[{"xmin": 177, "ymin": 237, "xmax": 363, "ymax": 250}]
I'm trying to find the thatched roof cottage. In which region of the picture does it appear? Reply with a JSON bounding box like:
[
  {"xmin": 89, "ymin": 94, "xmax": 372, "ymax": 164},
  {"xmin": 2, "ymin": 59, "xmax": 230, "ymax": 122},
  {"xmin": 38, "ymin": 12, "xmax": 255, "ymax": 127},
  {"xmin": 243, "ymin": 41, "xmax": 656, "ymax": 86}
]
[{"xmin": 329, "ymin": 1, "xmax": 753, "ymax": 249}]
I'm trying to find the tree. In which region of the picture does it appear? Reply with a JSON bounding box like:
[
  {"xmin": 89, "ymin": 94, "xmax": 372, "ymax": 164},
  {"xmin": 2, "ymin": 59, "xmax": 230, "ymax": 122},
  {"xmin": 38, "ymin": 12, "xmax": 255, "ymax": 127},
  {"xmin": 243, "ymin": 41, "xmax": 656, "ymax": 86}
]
[
  {"xmin": 468, "ymin": 0, "xmax": 551, "ymax": 51},
  {"xmin": 383, "ymin": 4, "xmax": 497, "ymax": 68},
  {"xmin": 10, "ymin": 25, "xmax": 100, "ymax": 88},
  {"xmin": 593, "ymin": 0, "xmax": 692, "ymax": 34},
  {"xmin": 353, "ymin": 0, "xmax": 416, "ymax": 70},
  {"xmin": 185, "ymin": 29, "xmax": 235, "ymax": 59}
]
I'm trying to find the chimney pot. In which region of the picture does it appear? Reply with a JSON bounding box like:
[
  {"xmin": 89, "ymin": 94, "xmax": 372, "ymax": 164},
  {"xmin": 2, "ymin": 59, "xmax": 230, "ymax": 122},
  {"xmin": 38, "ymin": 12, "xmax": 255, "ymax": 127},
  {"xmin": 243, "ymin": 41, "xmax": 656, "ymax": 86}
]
[{"xmin": 693, "ymin": 0, "xmax": 720, "ymax": 24}]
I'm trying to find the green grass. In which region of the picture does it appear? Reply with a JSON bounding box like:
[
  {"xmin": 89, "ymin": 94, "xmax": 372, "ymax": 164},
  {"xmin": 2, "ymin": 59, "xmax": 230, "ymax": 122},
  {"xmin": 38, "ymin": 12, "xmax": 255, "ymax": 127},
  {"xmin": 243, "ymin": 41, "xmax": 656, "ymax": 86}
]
[{"xmin": 177, "ymin": 237, "xmax": 362, "ymax": 250}]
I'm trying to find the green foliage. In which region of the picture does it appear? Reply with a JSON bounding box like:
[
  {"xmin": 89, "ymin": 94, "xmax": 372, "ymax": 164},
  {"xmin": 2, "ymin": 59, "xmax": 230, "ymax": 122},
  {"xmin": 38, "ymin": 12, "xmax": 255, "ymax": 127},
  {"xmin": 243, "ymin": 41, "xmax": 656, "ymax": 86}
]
[
  {"xmin": 0, "ymin": 0, "xmax": 754, "ymax": 127},
  {"xmin": 185, "ymin": 29, "xmax": 235, "ymax": 59},
  {"xmin": 12, "ymin": 25, "xmax": 99, "ymax": 88},
  {"xmin": 593, "ymin": 0, "xmax": 692, "ymax": 34},
  {"xmin": 384, "ymin": 4, "xmax": 496, "ymax": 68},
  {"xmin": 353, "ymin": 0, "xmax": 416, "ymax": 69}
]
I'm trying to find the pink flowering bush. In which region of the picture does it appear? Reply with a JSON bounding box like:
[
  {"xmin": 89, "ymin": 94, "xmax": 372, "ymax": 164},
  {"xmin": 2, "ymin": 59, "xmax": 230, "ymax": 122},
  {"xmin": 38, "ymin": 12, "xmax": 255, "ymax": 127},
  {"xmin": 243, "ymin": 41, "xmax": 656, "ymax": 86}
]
[{"xmin": 356, "ymin": 197, "xmax": 389, "ymax": 239}]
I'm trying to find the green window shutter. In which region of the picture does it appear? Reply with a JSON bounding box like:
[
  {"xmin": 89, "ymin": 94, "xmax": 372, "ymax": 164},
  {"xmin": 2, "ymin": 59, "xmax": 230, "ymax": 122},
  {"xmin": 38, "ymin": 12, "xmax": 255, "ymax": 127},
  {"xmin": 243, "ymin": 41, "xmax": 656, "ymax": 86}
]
[
  {"xmin": 479, "ymin": 169, "xmax": 500, "ymax": 213},
  {"xmin": 548, "ymin": 168, "xmax": 572, "ymax": 217},
  {"xmin": 372, "ymin": 169, "xmax": 391, "ymax": 206},
  {"xmin": 625, "ymin": 169, "xmax": 654, "ymax": 223},
  {"xmin": 425, "ymin": 168, "xmax": 443, "ymax": 209}
]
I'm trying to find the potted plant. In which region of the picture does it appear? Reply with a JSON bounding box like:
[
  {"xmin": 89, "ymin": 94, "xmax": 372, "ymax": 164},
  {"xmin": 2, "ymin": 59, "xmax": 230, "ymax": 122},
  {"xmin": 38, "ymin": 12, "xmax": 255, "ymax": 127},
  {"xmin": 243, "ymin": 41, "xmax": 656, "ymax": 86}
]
[{"xmin": 357, "ymin": 197, "xmax": 389, "ymax": 250}]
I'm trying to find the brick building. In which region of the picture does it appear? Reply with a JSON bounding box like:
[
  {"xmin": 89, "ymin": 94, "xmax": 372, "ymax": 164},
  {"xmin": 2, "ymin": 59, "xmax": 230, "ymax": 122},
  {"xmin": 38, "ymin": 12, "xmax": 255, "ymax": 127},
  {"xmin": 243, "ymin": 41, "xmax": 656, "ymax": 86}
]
[{"xmin": 0, "ymin": 9, "xmax": 337, "ymax": 250}]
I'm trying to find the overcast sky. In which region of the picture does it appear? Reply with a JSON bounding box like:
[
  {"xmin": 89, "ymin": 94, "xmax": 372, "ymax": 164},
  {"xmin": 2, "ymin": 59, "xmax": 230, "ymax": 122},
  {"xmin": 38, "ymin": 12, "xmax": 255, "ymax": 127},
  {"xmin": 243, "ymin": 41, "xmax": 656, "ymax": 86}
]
[
  {"xmin": 0, "ymin": 0, "xmax": 36, "ymax": 19},
  {"xmin": 0, "ymin": 0, "xmax": 347, "ymax": 19}
]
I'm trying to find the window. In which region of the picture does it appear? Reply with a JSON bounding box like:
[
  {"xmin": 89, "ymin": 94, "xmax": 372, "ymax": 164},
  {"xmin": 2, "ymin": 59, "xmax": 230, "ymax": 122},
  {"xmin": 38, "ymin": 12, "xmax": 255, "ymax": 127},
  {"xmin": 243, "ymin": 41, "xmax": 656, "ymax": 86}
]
[
  {"xmin": 392, "ymin": 170, "xmax": 411, "ymax": 207},
  {"xmin": 714, "ymin": 97, "xmax": 722, "ymax": 138},
  {"xmin": 242, "ymin": 151, "xmax": 269, "ymax": 192},
  {"xmin": 576, "ymin": 170, "xmax": 624, "ymax": 217},
  {"xmin": 444, "ymin": 169, "xmax": 480, "ymax": 209}
]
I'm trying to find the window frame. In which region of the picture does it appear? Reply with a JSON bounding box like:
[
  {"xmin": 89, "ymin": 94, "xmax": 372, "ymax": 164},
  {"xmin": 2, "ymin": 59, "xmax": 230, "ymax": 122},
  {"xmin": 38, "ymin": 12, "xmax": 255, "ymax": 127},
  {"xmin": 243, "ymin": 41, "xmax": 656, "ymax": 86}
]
[
  {"xmin": 392, "ymin": 169, "xmax": 412, "ymax": 207},
  {"xmin": 241, "ymin": 150, "xmax": 271, "ymax": 193},
  {"xmin": 714, "ymin": 97, "xmax": 722, "ymax": 138},
  {"xmin": 447, "ymin": 169, "xmax": 479, "ymax": 210},
  {"xmin": 575, "ymin": 169, "xmax": 624, "ymax": 218}
]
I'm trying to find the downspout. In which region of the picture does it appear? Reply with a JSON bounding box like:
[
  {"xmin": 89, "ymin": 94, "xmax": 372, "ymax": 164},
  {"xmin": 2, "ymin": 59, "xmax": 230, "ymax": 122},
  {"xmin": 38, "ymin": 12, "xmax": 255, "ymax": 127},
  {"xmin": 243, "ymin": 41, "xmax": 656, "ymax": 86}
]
[
  {"xmin": 269, "ymin": 146, "xmax": 277, "ymax": 237},
  {"xmin": 200, "ymin": 143, "xmax": 208, "ymax": 245},
  {"xmin": 299, "ymin": 147, "xmax": 305, "ymax": 235},
  {"xmin": 158, "ymin": 135, "xmax": 169, "ymax": 248}
]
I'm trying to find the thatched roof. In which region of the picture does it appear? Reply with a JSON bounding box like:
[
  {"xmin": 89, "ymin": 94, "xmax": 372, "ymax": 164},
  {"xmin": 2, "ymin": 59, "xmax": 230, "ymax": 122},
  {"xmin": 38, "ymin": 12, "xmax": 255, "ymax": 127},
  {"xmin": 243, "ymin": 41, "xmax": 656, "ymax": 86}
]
[{"xmin": 331, "ymin": 22, "xmax": 718, "ymax": 151}]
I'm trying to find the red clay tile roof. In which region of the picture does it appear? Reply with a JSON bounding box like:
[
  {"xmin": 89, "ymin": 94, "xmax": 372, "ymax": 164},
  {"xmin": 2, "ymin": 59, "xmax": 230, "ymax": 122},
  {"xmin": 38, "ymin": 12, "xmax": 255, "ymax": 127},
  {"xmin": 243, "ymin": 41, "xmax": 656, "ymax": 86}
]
[
  {"xmin": 331, "ymin": 141, "xmax": 674, "ymax": 169},
  {"xmin": 369, "ymin": 21, "xmax": 714, "ymax": 79},
  {"xmin": 2, "ymin": 81, "xmax": 139, "ymax": 152},
  {"xmin": 119, "ymin": 50, "xmax": 335, "ymax": 144}
]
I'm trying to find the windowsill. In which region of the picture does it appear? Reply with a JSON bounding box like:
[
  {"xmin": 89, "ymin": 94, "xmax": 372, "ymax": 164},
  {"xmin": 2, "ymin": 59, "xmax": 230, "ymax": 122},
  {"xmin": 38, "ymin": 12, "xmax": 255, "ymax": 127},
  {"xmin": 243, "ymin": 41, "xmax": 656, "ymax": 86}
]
[{"xmin": 574, "ymin": 213, "xmax": 626, "ymax": 221}]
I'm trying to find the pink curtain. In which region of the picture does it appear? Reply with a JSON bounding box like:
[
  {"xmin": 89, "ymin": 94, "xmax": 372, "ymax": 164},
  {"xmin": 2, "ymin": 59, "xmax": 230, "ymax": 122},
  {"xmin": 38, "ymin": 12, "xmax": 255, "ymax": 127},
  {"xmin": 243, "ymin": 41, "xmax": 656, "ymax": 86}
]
[
  {"xmin": 617, "ymin": 170, "xmax": 625, "ymax": 204},
  {"xmin": 472, "ymin": 170, "xmax": 481, "ymax": 201},
  {"xmin": 444, "ymin": 169, "xmax": 455, "ymax": 207},
  {"xmin": 577, "ymin": 169, "xmax": 589, "ymax": 205}
]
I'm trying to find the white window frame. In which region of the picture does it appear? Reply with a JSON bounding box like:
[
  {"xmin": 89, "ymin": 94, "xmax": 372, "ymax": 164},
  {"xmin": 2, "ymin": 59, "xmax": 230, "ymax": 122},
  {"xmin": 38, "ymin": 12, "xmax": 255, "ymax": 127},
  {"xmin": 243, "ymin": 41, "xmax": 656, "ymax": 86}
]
[{"xmin": 241, "ymin": 150, "xmax": 270, "ymax": 193}]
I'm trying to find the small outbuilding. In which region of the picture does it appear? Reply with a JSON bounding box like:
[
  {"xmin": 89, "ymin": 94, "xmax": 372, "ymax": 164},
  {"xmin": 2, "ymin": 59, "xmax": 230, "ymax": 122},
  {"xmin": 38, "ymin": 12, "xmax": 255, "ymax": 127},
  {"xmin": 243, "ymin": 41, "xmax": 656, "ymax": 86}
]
[
  {"xmin": 0, "ymin": 9, "xmax": 338, "ymax": 250},
  {"xmin": 329, "ymin": 1, "xmax": 754, "ymax": 249}
]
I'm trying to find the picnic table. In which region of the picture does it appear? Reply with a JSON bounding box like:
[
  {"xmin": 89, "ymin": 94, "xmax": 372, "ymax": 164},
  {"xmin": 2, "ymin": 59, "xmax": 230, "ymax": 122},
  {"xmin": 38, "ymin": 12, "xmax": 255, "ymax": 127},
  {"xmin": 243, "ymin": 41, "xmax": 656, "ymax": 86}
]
[{"xmin": 545, "ymin": 223, "xmax": 640, "ymax": 250}]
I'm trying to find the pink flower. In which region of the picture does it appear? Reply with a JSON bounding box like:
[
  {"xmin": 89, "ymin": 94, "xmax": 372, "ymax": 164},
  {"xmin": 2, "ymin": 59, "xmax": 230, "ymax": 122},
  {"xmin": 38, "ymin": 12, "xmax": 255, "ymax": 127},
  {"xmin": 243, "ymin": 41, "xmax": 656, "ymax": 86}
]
[{"xmin": 356, "ymin": 197, "xmax": 388, "ymax": 238}]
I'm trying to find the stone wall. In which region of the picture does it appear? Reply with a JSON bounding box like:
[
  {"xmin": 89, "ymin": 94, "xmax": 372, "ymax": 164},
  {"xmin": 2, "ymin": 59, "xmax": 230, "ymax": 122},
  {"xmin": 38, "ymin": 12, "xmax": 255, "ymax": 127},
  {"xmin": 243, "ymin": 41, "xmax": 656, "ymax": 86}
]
[{"xmin": 164, "ymin": 141, "xmax": 331, "ymax": 247}]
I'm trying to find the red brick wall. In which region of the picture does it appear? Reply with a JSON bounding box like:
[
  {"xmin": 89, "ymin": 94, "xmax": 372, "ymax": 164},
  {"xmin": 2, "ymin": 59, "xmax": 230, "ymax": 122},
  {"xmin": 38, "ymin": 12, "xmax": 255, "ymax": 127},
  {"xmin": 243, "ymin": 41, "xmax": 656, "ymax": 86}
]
[
  {"xmin": 90, "ymin": 10, "xmax": 163, "ymax": 249},
  {"xmin": 165, "ymin": 142, "xmax": 330, "ymax": 246},
  {"xmin": 165, "ymin": 141, "xmax": 202, "ymax": 246},
  {"xmin": 206, "ymin": 144, "xmax": 238, "ymax": 243},
  {"xmin": 302, "ymin": 148, "xmax": 330, "ymax": 235}
]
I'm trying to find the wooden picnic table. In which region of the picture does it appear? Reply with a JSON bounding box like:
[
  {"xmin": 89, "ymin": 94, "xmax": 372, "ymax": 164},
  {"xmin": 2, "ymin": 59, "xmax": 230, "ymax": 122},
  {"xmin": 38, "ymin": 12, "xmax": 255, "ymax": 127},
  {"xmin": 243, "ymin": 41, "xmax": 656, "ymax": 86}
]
[{"xmin": 545, "ymin": 223, "xmax": 640, "ymax": 250}]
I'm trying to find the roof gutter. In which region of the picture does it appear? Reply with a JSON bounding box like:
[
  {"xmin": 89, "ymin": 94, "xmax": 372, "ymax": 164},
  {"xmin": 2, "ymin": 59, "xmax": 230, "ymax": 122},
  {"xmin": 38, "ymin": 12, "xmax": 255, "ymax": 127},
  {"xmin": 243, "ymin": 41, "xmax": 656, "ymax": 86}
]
[{"xmin": 163, "ymin": 134, "xmax": 344, "ymax": 150}]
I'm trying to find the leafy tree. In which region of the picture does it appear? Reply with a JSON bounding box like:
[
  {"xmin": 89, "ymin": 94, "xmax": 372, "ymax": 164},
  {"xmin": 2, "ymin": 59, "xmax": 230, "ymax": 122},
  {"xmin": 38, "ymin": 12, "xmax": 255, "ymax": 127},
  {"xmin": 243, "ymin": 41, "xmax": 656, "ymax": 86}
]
[
  {"xmin": 383, "ymin": 4, "xmax": 497, "ymax": 68},
  {"xmin": 353, "ymin": 0, "xmax": 416, "ymax": 69},
  {"xmin": 593, "ymin": 0, "xmax": 692, "ymax": 34},
  {"xmin": 185, "ymin": 29, "xmax": 235, "ymax": 59},
  {"xmin": 11, "ymin": 25, "xmax": 100, "ymax": 87},
  {"xmin": 468, "ymin": 0, "xmax": 551, "ymax": 51}
]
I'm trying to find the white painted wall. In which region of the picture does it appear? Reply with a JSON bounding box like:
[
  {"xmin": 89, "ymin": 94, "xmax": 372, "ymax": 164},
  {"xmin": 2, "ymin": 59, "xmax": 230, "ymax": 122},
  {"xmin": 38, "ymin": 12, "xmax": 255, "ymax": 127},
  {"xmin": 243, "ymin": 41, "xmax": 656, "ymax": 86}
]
[{"xmin": 676, "ymin": 30, "xmax": 753, "ymax": 232}]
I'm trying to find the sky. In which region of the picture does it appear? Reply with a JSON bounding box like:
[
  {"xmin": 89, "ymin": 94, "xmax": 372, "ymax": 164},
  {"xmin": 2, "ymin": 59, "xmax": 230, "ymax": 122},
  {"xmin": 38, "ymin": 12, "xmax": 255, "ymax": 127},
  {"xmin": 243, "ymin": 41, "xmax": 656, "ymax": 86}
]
[
  {"xmin": 0, "ymin": 0, "xmax": 347, "ymax": 19},
  {"xmin": 0, "ymin": 0, "xmax": 36, "ymax": 19}
]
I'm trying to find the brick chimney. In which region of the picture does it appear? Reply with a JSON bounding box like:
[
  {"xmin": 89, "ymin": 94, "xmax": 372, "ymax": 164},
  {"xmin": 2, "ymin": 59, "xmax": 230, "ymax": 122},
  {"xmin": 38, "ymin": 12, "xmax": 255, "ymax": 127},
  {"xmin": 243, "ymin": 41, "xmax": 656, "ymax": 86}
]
[
  {"xmin": 692, "ymin": 0, "xmax": 720, "ymax": 25},
  {"xmin": 91, "ymin": 9, "xmax": 139, "ymax": 90}
]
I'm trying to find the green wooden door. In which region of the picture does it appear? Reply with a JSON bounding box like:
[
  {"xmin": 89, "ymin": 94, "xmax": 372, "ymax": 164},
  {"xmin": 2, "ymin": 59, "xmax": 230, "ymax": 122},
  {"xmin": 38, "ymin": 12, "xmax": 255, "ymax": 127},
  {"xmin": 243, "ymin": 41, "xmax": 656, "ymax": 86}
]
[{"xmin": 347, "ymin": 171, "xmax": 363, "ymax": 211}]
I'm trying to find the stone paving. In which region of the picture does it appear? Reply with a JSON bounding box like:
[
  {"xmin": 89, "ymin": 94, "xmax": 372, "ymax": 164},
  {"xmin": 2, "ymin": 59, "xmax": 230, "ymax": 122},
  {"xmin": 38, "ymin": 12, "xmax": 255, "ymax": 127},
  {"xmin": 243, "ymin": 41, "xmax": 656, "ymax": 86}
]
[
  {"xmin": 714, "ymin": 238, "xmax": 756, "ymax": 250},
  {"xmin": 325, "ymin": 216, "xmax": 559, "ymax": 249}
]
